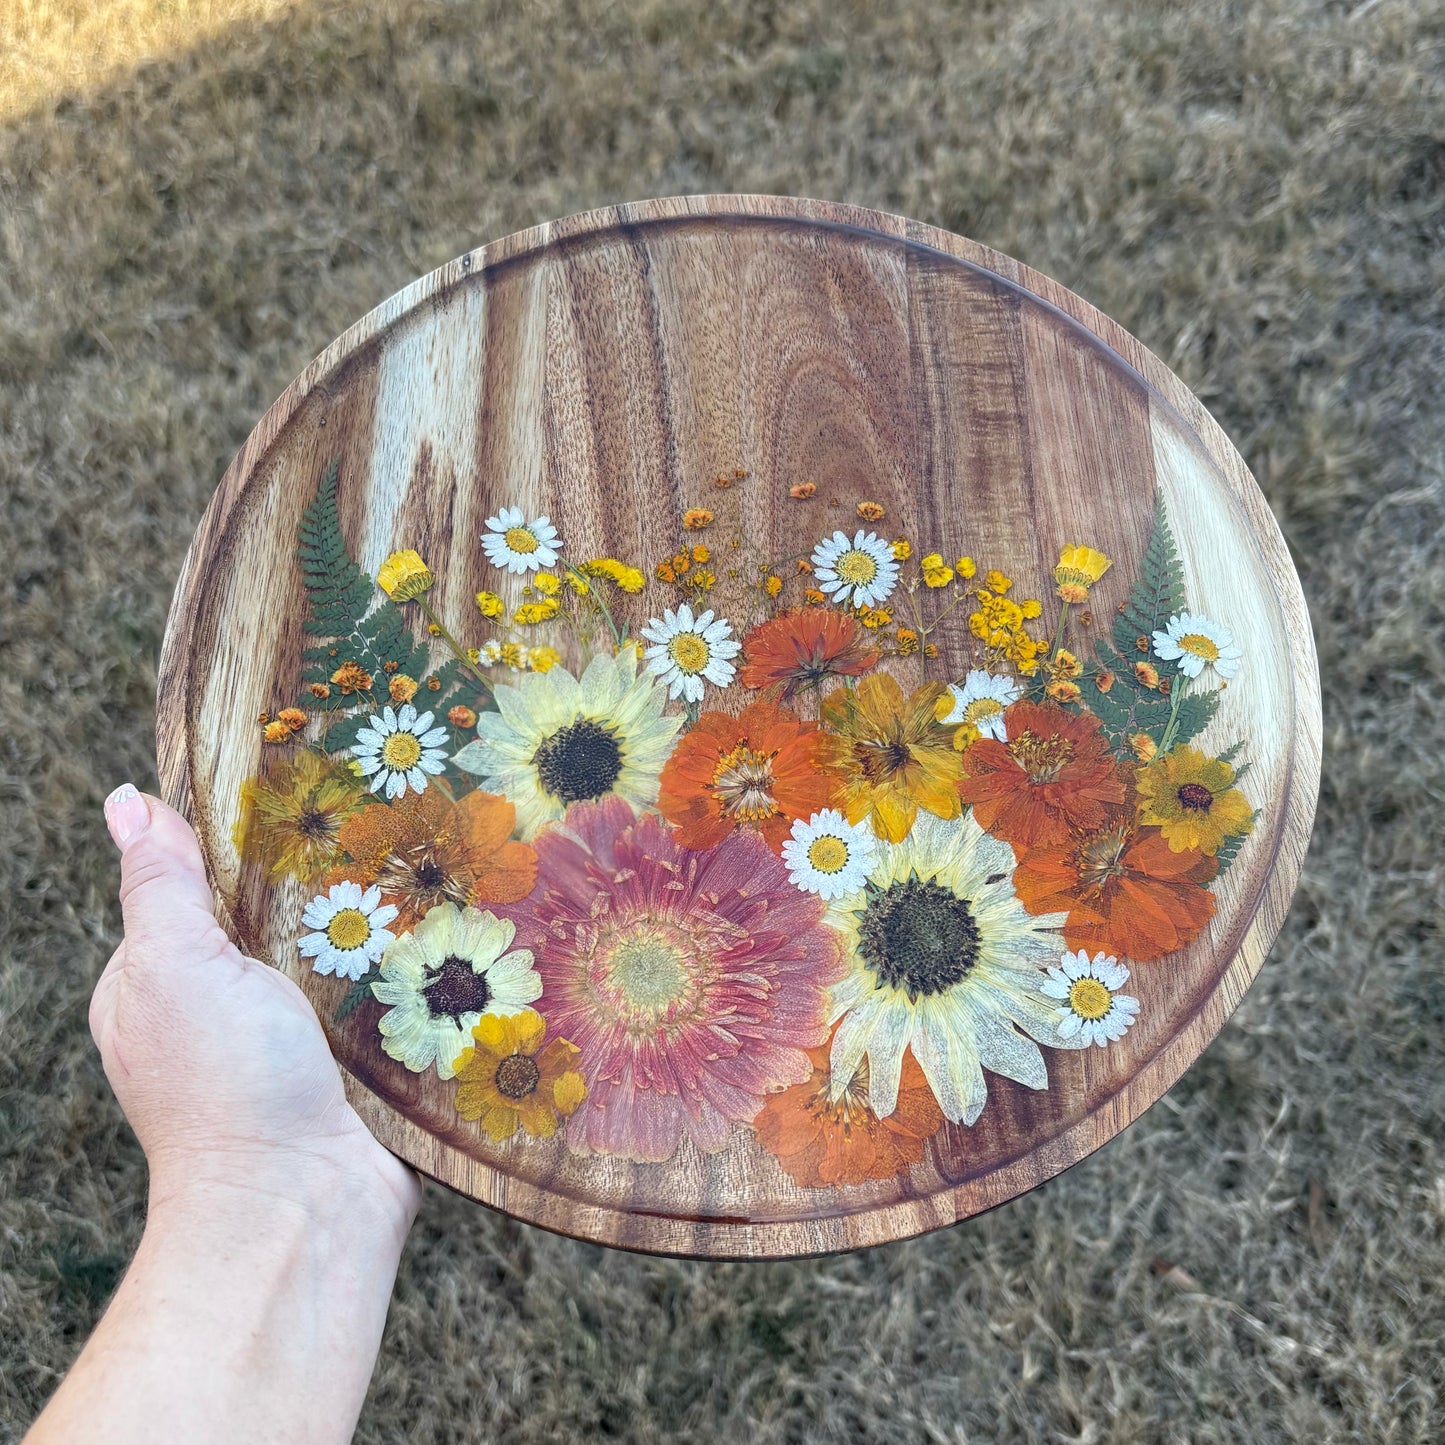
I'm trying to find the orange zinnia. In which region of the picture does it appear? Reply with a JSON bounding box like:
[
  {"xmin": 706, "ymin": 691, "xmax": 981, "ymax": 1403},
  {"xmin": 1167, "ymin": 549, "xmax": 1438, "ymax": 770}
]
[
  {"xmin": 1012, "ymin": 808, "xmax": 1217, "ymax": 961},
  {"xmin": 329, "ymin": 787, "xmax": 536, "ymax": 931},
  {"xmin": 819, "ymin": 673, "xmax": 962, "ymax": 842},
  {"xmin": 957, "ymin": 700, "xmax": 1125, "ymax": 849},
  {"xmin": 658, "ymin": 699, "xmax": 836, "ymax": 851},
  {"xmin": 739, "ymin": 608, "xmax": 880, "ymax": 700},
  {"xmin": 754, "ymin": 1027, "xmax": 944, "ymax": 1188}
]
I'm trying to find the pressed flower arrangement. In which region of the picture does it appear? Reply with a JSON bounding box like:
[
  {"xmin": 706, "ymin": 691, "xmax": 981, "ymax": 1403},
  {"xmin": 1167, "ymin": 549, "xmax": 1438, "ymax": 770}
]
[{"xmin": 231, "ymin": 457, "xmax": 1261, "ymax": 1186}]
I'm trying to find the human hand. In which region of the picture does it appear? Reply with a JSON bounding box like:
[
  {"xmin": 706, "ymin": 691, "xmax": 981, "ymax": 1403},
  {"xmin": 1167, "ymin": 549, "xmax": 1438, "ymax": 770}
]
[{"xmin": 91, "ymin": 784, "xmax": 421, "ymax": 1241}]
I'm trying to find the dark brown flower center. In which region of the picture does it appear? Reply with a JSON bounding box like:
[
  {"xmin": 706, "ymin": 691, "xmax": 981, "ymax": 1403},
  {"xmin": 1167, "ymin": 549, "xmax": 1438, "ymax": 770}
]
[
  {"xmin": 857, "ymin": 738, "xmax": 913, "ymax": 784},
  {"xmin": 374, "ymin": 844, "xmax": 468, "ymax": 912},
  {"xmin": 297, "ymin": 807, "xmax": 331, "ymax": 839},
  {"xmin": 1008, "ymin": 728, "xmax": 1076, "ymax": 784},
  {"xmin": 533, "ymin": 718, "xmax": 624, "ymax": 804},
  {"xmin": 1177, "ymin": 782, "xmax": 1214, "ymax": 812},
  {"xmin": 858, "ymin": 876, "xmax": 980, "ymax": 1000},
  {"xmin": 424, "ymin": 954, "xmax": 491, "ymax": 1021},
  {"xmin": 494, "ymin": 1054, "xmax": 541, "ymax": 1101}
]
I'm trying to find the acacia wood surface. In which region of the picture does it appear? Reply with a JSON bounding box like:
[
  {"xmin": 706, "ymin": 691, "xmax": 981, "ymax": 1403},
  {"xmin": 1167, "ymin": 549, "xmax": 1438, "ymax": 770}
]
[{"xmin": 156, "ymin": 195, "xmax": 1321, "ymax": 1258}]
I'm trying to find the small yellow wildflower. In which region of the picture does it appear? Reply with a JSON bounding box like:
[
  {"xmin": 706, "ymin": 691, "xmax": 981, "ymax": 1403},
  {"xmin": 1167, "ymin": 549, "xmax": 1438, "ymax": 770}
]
[
  {"xmin": 532, "ymin": 573, "xmax": 561, "ymax": 596},
  {"xmin": 951, "ymin": 723, "xmax": 981, "ymax": 753},
  {"xmin": 1135, "ymin": 661, "xmax": 1161, "ymax": 689},
  {"xmin": 764, "ymin": 574, "xmax": 783, "ymax": 599},
  {"xmin": 1053, "ymin": 649, "xmax": 1083, "ymax": 680},
  {"xmin": 330, "ymin": 661, "xmax": 372, "ymax": 694},
  {"xmin": 1046, "ymin": 679, "xmax": 1082, "ymax": 704},
  {"xmin": 1020, "ymin": 598, "xmax": 1043, "ymax": 620},
  {"xmin": 859, "ymin": 607, "xmax": 893, "ymax": 630},
  {"xmin": 476, "ymin": 591, "xmax": 505, "ymax": 619},
  {"xmin": 466, "ymin": 647, "xmax": 481, "ymax": 665},
  {"xmin": 1095, "ymin": 668, "xmax": 1116, "ymax": 693},
  {"xmin": 682, "ymin": 508, "xmax": 714, "ymax": 530},
  {"xmin": 984, "ymin": 569, "xmax": 1012, "ymax": 594},
  {"xmin": 923, "ymin": 642, "xmax": 939, "ymax": 659},
  {"xmin": 955, "ymin": 556, "xmax": 977, "ymax": 580},
  {"xmin": 856, "ymin": 500, "xmax": 885, "ymax": 522},
  {"xmin": 922, "ymin": 561, "xmax": 954, "ymax": 589},
  {"xmin": 308, "ymin": 682, "xmax": 330, "ymax": 700},
  {"xmin": 691, "ymin": 544, "xmax": 711, "ymax": 564},
  {"xmin": 427, "ymin": 622, "xmax": 441, "ymax": 636},
  {"xmin": 654, "ymin": 562, "xmax": 677, "ymax": 584},
  {"xmin": 896, "ymin": 627, "xmax": 920, "ymax": 656},
  {"xmin": 803, "ymin": 587, "xmax": 826, "ymax": 606},
  {"xmin": 389, "ymin": 674, "xmax": 419, "ymax": 704},
  {"xmin": 691, "ymin": 569, "xmax": 716, "ymax": 590},
  {"xmin": 276, "ymin": 707, "xmax": 307, "ymax": 733},
  {"xmin": 528, "ymin": 646, "xmax": 562, "ymax": 673},
  {"xmin": 262, "ymin": 719, "xmax": 292, "ymax": 744},
  {"xmin": 891, "ymin": 538, "xmax": 912, "ymax": 560},
  {"xmin": 1053, "ymin": 544, "xmax": 1113, "ymax": 605},
  {"xmin": 376, "ymin": 549, "xmax": 434, "ymax": 601},
  {"xmin": 1131, "ymin": 733, "xmax": 1158, "ymax": 763},
  {"xmin": 514, "ymin": 599, "xmax": 560, "ymax": 625}
]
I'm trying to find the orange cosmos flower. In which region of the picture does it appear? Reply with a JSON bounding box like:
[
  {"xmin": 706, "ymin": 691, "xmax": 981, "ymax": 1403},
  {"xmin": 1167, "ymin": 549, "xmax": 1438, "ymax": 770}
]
[
  {"xmin": 739, "ymin": 608, "xmax": 880, "ymax": 701},
  {"xmin": 1012, "ymin": 807, "xmax": 1216, "ymax": 961},
  {"xmin": 956, "ymin": 700, "xmax": 1125, "ymax": 849},
  {"xmin": 754, "ymin": 1026, "xmax": 944, "ymax": 1188},
  {"xmin": 658, "ymin": 699, "xmax": 836, "ymax": 851},
  {"xmin": 819, "ymin": 673, "xmax": 962, "ymax": 842},
  {"xmin": 330, "ymin": 787, "xmax": 537, "ymax": 931}
]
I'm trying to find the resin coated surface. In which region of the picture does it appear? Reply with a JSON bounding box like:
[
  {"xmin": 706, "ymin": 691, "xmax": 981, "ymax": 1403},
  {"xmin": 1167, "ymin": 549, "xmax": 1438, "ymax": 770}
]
[{"xmin": 158, "ymin": 197, "xmax": 1320, "ymax": 1257}]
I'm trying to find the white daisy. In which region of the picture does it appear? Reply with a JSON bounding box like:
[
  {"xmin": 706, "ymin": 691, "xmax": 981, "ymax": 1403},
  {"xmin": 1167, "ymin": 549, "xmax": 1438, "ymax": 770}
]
[
  {"xmin": 937, "ymin": 669, "xmax": 1023, "ymax": 741},
  {"xmin": 451, "ymin": 647, "xmax": 683, "ymax": 839},
  {"xmin": 371, "ymin": 902, "xmax": 542, "ymax": 1079},
  {"xmin": 298, "ymin": 881, "xmax": 398, "ymax": 981},
  {"xmin": 1041, "ymin": 950, "xmax": 1140, "ymax": 1048},
  {"xmin": 810, "ymin": 530, "xmax": 899, "ymax": 610},
  {"xmin": 781, "ymin": 809, "xmax": 877, "ymax": 901},
  {"xmin": 352, "ymin": 703, "xmax": 449, "ymax": 799},
  {"xmin": 640, "ymin": 604, "xmax": 741, "ymax": 703},
  {"xmin": 826, "ymin": 812, "xmax": 1068, "ymax": 1125},
  {"xmin": 481, "ymin": 505, "xmax": 563, "ymax": 574},
  {"xmin": 1151, "ymin": 611, "xmax": 1243, "ymax": 681}
]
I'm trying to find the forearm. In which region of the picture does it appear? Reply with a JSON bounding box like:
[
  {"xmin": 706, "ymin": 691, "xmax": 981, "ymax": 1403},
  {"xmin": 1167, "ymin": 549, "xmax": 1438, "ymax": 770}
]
[{"xmin": 26, "ymin": 1168, "xmax": 411, "ymax": 1445}]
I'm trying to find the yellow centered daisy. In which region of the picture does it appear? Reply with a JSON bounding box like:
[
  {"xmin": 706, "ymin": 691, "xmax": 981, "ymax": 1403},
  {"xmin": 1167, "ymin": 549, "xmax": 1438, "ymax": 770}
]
[
  {"xmin": 381, "ymin": 732, "xmax": 423, "ymax": 770},
  {"xmin": 1178, "ymin": 632, "xmax": 1220, "ymax": 662},
  {"xmin": 807, "ymin": 835, "xmax": 850, "ymax": 873},
  {"xmin": 325, "ymin": 907, "xmax": 372, "ymax": 951},
  {"xmin": 668, "ymin": 632, "xmax": 711, "ymax": 673},
  {"xmin": 962, "ymin": 697, "xmax": 1004, "ymax": 728},
  {"xmin": 504, "ymin": 526, "xmax": 540, "ymax": 554},
  {"xmin": 1067, "ymin": 976, "xmax": 1112, "ymax": 1021},
  {"xmin": 836, "ymin": 549, "xmax": 879, "ymax": 586}
]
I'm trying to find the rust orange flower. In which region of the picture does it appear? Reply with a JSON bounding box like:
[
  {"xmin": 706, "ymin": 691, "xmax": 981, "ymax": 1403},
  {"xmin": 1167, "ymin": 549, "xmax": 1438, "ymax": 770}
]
[
  {"xmin": 330, "ymin": 788, "xmax": 536, "ymax": 931},
  {"xmin": 658, "ymin": 699, "xmax": 836, "ymax": 851},
  {"xmin": 330, "ymin": 660, "xmax": 372, "ymax": 694},
  {"xmin": 819, "ymin": 673, "xmax": 962, "ymax": 842},
  {"xmin": 754, "ymin": 1026, "xmax": 944, "ymax": 1188},
  {"xmin": 956, "ymin": 700, "xmax": 1125, "ymax": 849},
  {"xmin": 739, "ymin": 608, "xmax": 880, "ymax": 700},
  {"xmin": 1012, "ymin": 807, "xmax": 1216, "ymax": 961}
]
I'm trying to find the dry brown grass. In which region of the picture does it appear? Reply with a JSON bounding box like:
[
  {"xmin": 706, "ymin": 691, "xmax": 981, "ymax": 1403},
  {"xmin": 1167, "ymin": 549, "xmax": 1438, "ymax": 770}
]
[{"xmin": 2, "ymin": 1, "xmax": 1443, "ymax": 1440}]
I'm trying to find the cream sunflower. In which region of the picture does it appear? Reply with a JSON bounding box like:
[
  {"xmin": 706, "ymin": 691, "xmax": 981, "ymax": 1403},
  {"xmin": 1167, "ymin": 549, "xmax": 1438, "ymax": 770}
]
[
  {"xmin": 1041, "ymin": 949, "xmax": 1140, "ymax": 1047},
  {"xmin": 826, "ymin": 812, "xmax": 1068, "ymax": 1125},
  {"xmin": 451, "ymin": 648, "xmax": 683, "ymax": 839},
  {"xmin": 640, "ymin": 604, "xmax": 741, "ymax": 702},
  {"xmin": 370, "ymin": 902, "xmax": 541, "ymax": 1079},
  {"xmin": 1151, "ymin": 611, "xmax": 1243, "ymax": 681},
  {"xmin": 937, "ymin": 669, "xmax": 1023, "ymax": 742},
  {"xmin": 481, "ymin": 505, "xmax": 563, "ymax": 574},
  {"xmin": 810, "ymin": 530, "xmax": 899, "ymax": 610},
  {"xmin": 297, "ymin": 881, "xmax": 398, "ymax": 980},
  {"xmin": 352, "ymin": 703, "xmax": 449, "ymax": 799},
  {"xmin": 781, "ymin": 809, "xmax": 877, "ymax": 901}
]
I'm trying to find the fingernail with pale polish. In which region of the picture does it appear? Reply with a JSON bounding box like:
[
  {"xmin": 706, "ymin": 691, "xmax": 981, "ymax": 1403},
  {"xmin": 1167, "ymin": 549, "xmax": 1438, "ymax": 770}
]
[{"xmin": 104, "ymin": 784, "xmax": 151, "ymax": 847}]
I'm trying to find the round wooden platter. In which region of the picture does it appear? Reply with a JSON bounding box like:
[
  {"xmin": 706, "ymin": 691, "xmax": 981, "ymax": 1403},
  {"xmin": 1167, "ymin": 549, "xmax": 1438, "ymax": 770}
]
[{"xmin": 157, "ymin": 195, "xmax": 1320, "ymax": 1259}]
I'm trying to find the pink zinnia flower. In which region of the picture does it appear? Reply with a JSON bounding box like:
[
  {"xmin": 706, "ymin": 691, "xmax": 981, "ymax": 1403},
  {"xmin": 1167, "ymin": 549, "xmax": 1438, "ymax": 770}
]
[{"xmin": 504, "ymin": 796, "xmax": 844, "ymax": 1162}]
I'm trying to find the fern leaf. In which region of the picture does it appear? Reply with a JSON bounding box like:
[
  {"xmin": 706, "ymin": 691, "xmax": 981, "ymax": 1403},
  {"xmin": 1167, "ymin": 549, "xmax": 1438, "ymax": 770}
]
[{"xmin": 1114, "ymin": 494, "xmax": 1188, "ymax": 658}]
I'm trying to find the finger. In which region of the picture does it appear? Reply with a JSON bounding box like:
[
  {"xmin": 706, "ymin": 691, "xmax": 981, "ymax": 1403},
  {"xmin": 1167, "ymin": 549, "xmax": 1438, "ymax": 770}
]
[{"xmin": 104, "ymin": 784, "xmax": 234, "ymax": 967}]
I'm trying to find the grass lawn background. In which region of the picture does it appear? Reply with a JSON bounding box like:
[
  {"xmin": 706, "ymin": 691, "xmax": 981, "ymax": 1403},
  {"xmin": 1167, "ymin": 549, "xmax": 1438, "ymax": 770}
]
[{"xmin": 1, "ymin": 1, "xmax": 1442, "ymax": 1439}]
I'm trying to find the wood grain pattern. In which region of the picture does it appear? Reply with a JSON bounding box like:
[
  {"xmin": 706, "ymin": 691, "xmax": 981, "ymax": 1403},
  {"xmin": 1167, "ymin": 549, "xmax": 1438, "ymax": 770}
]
[{"xmin": 156, "ymin": 196, "xmax": 1321, "ymax": 1258}]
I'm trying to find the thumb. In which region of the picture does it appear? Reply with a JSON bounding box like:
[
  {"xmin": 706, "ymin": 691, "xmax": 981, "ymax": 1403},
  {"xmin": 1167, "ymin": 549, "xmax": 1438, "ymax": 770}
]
[{"xmin": 104, "ymin": 784, "xmax": 234, "ymax": 966}]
